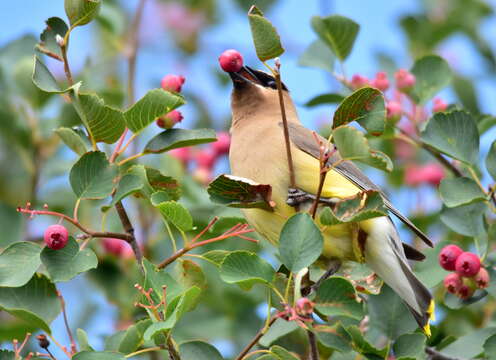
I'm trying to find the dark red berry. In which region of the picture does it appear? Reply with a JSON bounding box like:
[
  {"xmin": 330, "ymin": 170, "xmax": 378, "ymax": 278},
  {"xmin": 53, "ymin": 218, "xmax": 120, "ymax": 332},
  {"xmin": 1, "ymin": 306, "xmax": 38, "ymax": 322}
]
[
  {"xmin": 455, "ymin": 252, "xmax": 481, "ymax": 277},
  {"xmin": 44, "ymin": 224, "xmax": 68, "ymax": 250},
  {"xmin": 219, "ymin": 49, "xmax": 243, "ymax": 72},
  {"xmin": 295, "ymin": 297, "xmax": 314, "ymax": 316},
  {"xmin": 474, "ymin": 267, "xmax": 490, "ymax": 289},
  {"xmin": 444, "ymin": 273, "xmax": 462, "ymax": 294},
  {"xmin": 457, "ymin": 283, "xmax": 475, "ymax": 299},
  {"xmin": 438, "ymin": 244, "xmax": 463, "ymax": 271},
  {"xmin": 156, "ymin": 110, "xmax": 183, "ymax": 129},
  {"xmin": 161, "ymin": 74, "xmax": 185, "ymax": 92}
]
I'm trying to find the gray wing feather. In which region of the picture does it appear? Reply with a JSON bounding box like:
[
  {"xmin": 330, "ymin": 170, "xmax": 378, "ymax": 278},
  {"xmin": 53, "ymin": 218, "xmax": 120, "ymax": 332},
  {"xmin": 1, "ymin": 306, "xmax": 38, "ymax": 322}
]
[{"xmin": 285, "ymin": 122, "xmax": 433, "ymax": 248}]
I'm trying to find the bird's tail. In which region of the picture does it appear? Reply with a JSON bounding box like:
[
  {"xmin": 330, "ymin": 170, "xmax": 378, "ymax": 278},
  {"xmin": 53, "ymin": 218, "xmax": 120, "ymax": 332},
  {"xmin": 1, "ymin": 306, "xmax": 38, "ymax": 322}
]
[{"xmin": 362, "ymin": 217, "xmax": 435, "ymax": 336}]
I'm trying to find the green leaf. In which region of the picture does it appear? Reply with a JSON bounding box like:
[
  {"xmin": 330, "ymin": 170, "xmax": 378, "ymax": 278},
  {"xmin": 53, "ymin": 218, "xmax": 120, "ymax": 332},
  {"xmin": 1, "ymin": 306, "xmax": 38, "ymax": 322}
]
[
  {"xmin": 367, "ymin": 285, "xmax": 417, "ymax": 339},
  {"xmin": 0, "ymin": 274, "xmax": 60, "ymax": 333},
  {"xmin": 317, "ymin": 324, "xmax": 352, "ymax": 353},
  {"xmin": 320, "ymin": 191, "xmax": 388, "ymax": 224},
  {"xmin": 72, "ymin": 352, "xmax": 125, "ymax": 360},
  {"xmin": 409, "ymin": 55, "xmax": 452, "ymax": 104},
  {"xmin": 0, "ymin": 350, "xmax": 15, "ymax": 360},
  {"xmin": 393, "ymin": 333, "xmax": 426, "ymax": 360},
  {"xmin": 143, "ymin": 317, "xmax": 177, "ymax": 341},
  {"xmin": 124, "ymin": 89, "xmax": 184, "ymax": 134},
  {"xmin": 77, "ymin": 328, "xmax": 94, "ymax": 351},
  {"xmin": 178, "ymin": 259, "xmax": 207, "ymax": 290},
  {"xmin": 440, "ymin": 202, "xmax": 487, "ymax": 237},
  {"xmin": 298, "ymin": 40, "xmax": 336, "ymax": 73},
  {"xmin": 414, "ymin": 241, "xmax": 449, "ymax": 289},
  {"xmin": 442, "ymin": 327, "xmax": 496, "ymax": 359},
  {"xmin": 199, "ymin": 250, "xmax": 230, "ymax": 267},
  {"xmin": 421, "ymin": 110, "xmax": 479, "ymax": 164},
  {"xmin": 142, "ymin": 259, "xmax": 183, "ymax": 305},
  {"xmin": 38, "ymin": 17, "xmax": 69, "ymax": 58},
  {"xmin": 248, "ymin": 5, "xmax": 284, "ymax": 61},
  {"xmin": 220, "ymin": 251, "xmax": 275, "ymax": 289},
  {"xmin": 311, "ymin": 15, "xmax": 359, "ymax": 61},
  {"xmin": 486, "ymin": 140, "xmax": 496, "ymax": 181},
  {"xmin": 333, "ymin": 126, "xmax": 370, "ymax": 160},
  {"xmin": 65, "ymin": 0, "xmax": 101, "ymax": 27},
  {"xmin": 115, "ymin": 319, "xmax": 152, "ymax": 353},
  {"xmin": 345, "ymin": 325, "xmax": 388, "ymax": 359},
  {"xmin": 279, "ymin": 213, "xmax": 323, "ymax": 272},
  {"xmin": 0, "ymin": 242, "xmax": 41, "ymax": 287},
  {"xmin": 32, "ymin": 56, "xmax": 78, "ymax": 93},
  {"xmin": 55, "ymin": 127, "xmax": 88, "ymax": 156},
  {"xmin": 333, "ymin": 87, "xmax": 386, "ymax": 135},
  {"xmin": 0, "ymin": 202, "xmax": 24, "ymax": 247},
  {"xmin": 336, "ymin": 262, "xmax": 383, "ymax": 295},
  {"xmin": 259, "ymin": 318, "xmax": 299, "ymax": 347},
  {"xmin": 151, "ymin": 195, "xmax": 193, "ymax": 232},
  {"xmin": 145, "ymin": 168, "xmax": 181, "ymax": 200},
  {"xmin": 439, "ymin": 177, "xmax": 487, "ymax": 207},
  {"xmin": 41, "ymin": 237, "xmax": 97, "ymax": 282},
  {"xmin": 101, "ymin": 174, "xmax": 144, "ymax": 212},
  {"xmin": 144, "ymin": 128, "xmax": 216, "ymax": 154},
  {"xmin": 69, "ymin": 151, "xmax": 118, "ymax": 200},
  {"xmin": 179, "ymin": 340, "xmax": 224, "ymax": 360},
  {"xmin": 75, "ymin": 93, "xmax": 125, "ymax": 144},
  {"xmin": 484, "ymin": 334, "xmax": 496, "ymax": 360},
  {"xmin": 207, "ymin": 174, "xmax": 275, "ymax": 211},
  {"xmin": 315, "ymin": 277, "xmax": 363, "ymax": 320},
  {"xmin": 305, "ymin": 93, "xmax": 344, "ymax": 107},
  {"xmin": 270, "ymin": 345, "xmax": 299, "ymax": 360}
]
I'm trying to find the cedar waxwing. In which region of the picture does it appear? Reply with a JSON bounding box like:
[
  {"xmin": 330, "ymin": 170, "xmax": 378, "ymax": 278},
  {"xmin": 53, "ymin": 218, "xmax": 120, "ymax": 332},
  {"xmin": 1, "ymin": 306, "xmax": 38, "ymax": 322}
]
[{"xmin": 227, "ymin": 66, "xmax": 435, "ymax": 335}]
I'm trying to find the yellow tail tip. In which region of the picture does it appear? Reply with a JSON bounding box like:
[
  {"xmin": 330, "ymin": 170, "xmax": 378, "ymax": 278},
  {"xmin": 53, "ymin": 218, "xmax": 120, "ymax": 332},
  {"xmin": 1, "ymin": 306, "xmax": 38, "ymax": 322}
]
[{"xmin": 423, "ymin": 300, "xmax": 436, "ymax": 337}]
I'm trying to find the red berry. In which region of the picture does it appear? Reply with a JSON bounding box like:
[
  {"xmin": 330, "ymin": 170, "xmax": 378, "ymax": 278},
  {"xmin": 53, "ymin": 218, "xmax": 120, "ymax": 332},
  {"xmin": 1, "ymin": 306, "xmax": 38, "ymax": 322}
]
[
  {"xmin": 44, "ymin": 224, "xmax": 69, "ymax": 250},
  {"xmin": 394, "ymin": 69, "xmax": 416, "ymax": 91},
  {"xmin": 433, "ymin": 98, "xmax": 448, "ymax": 113},
  {"xmin": 350, "ymin": 74, "xmax": 369, "ymax": 90},
  {"xmin": 156, "ymin": 110, "xmax": 183, "ymax": 129},
  {"xmin": 295, "ymin": 297, "xmax": 315, "ymax": 316},
  {"xmin": 371, "ymin": 71, "xmax": 390, "ymax": 91},
  {"xmin": 457, "ymin": 284, "xmax": 475, "ymax": 299},
  {"xmin": 444, "ymin": 273, "xmax": 463, "ymax": 294},
  {"xmin": 386, "ymin": 101, "xmax": 402, "ymax": 120},
  {"xmin": 102, "ymin": 238, "xmax": 125, "ymax": 256},
  {"xmin": 438, "ymin": 244, "xmax": 463, "ymax": 271},
  {"xmin": 455, "ymin": 252, "xmax": 481, "ymax": 277},
  {"xmin": 161, "ymin": 74, "xmax": 185, "ymax": 92},
  {"xmin": 219, "ymin": 49, "xmax": 243, "ymax": 73},
  {"xmin": 212, "ymin": 132, "xmax": 231, "ymax": 155},
  {"xmin": 195, "ymin": 149, "xmax": 216, "ymax": 169},
  {"xmin": 474, "ymin": 267, "xmax": 490, "ymax": 289}
]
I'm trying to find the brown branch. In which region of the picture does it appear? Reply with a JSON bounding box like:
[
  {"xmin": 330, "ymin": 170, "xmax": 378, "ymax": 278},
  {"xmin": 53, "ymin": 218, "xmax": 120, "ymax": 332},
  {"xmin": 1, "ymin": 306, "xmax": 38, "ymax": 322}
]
[
  {"xmin": 425, "ymin": 347, "xmax": 461, "ymax": 360},
  {"xmin": 309, "ymin": 132, "xmax": 331, "ymax": 219},
  {"xmin": 166, "ymin": 337, "xmax": 181, "ymax": 360},
  {"xmin": 235, "ymin": 317, "xmax": 277, "ymax": 360},
  {"xmin": 274, "ymin": 61, "xmax": 297, "ymax": 198},
  {"xmin": 421, "ymin": 143, "xmax": 463, "ymax": 177},
  {"xmin": 17, "ymin": 206, "xmax": 132, "ymax": 241},
  {"xmin": 57, "ymin": 291, "xmax": 77, "ymax": 355},
  {"xmin": 60, "ymin": 43, "xmax": 74, "ymax": 86},
  {"xmin": 307, "ymin": 330, "xmax": 319, "ymax": 360},
  {"xmin": 115, "ymin": 201, "xmax": 144, "ymax": 273}
]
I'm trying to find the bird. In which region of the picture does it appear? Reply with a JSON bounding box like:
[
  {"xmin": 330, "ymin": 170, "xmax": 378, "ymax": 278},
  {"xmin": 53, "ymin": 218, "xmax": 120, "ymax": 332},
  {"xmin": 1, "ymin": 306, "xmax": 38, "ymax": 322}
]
[{"xmin": 226, "ymin": 65, "xmax": 435, "ymax": 335}]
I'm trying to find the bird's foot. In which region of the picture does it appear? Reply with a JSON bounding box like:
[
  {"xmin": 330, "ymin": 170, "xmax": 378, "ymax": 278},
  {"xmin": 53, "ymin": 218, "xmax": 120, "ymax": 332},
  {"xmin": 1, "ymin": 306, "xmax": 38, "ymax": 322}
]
[{"xmin": 286, "ymin": 188, "xmax": 314, "ymax": 207}]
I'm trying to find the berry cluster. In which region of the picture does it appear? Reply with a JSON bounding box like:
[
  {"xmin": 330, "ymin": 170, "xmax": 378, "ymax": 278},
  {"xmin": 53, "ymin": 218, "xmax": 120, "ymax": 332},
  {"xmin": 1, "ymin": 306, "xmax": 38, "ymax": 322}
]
[
  {"xmin": 157, "ymin": 74, "xmax": 186, "ymax": 129},
  {"xmin": 439, "ymin": 245, "xmax": 490, "ymax": 299},
  {"xmin": 170, "ymin": 131, "xmax": 231, "ymax": 183}
]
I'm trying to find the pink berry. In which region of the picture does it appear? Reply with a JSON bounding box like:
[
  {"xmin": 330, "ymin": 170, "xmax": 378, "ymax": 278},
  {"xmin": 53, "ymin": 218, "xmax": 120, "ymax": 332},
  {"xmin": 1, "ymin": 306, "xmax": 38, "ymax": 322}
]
[
  {"xmin": 455, "ymin": 252, "xmax": 481, "ymax": 277},
  {"xmin": 103, "ymin": 238, "xmax": 125, "ymax": 256},
  {"xmin": 438, "ymin": 244, "xmax": 464, "ymax": 271},
  {"xmin": 169, "ymin": 147, "xmax": 190, "ymax": 165},
  {"xmin": 457, "ymin": 284, "xmax": 475, "ymax": 299},
  {"xmin": 405, "ymin": 163, "xmax": 444, "ymax": 187},
  {"xmin": 161, "ymin": 74, "xmax": 185, "ymax": 92},
  {"xmin": 371, "ymin": 71, "xmax": 390, "ymax": 91},
  {"xmin": 444, "ymin": 273, "xmax": 463, "ymax": 294},
  {"xmin": 44, "ymin": 224, "xmax": 69, "ymax": 250},
  {"xmin": 433, "ymin": 98, "xmax": 448, "ymax": 113},
  {"xmin": 386, "ymin": 101, "xmax": 402, "ymax": 120},
  {"xmin": 195, "ymin": 149, "xmax": 216, "ymax": 169},
  {"xmin": 295, "ymin": 297, "xmax": 314, "ymax": 316},
  {"xmin": 212, "ymin": 132, "xmax": 231, "ymax": 155},
  {"xmin": 156, "ymin": 110, "xmax": 183, "ymax": 129},
  {"xmin": 219, "ymin": 49, "xmax": 243, "ymax": 73},
  {"xmin": 474, "ymin": 267, "xmax": 490, "ymax": 289},
  {"xmin": 394, "ymin": 69, "xmax": 416, "ymax": 91},
  {"xmin": 350, "ymin": 74, "xmax": 369, "ymax": 90}
]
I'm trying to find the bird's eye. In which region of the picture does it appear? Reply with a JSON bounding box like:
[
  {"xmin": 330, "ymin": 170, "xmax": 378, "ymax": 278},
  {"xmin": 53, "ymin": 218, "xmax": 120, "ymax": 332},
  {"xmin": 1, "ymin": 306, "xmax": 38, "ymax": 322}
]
[{"xmin": 267, "ymin": 80, "xmax": 276, "ymax": 89}]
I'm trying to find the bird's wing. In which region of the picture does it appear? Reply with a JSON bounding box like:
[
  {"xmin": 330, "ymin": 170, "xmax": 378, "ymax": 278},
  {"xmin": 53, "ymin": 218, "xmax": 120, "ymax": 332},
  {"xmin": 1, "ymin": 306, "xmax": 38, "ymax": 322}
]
[{"xmin": 284, "ymin": 122, "xmax": 433, "ymax": 248}]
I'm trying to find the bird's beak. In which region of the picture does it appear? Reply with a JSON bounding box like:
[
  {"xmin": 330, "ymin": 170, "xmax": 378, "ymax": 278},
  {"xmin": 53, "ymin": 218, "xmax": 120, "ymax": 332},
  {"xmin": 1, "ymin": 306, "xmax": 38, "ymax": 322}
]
[{"xmin": 229, "ymin": 66, "xmax": 263, "ymax": 89}]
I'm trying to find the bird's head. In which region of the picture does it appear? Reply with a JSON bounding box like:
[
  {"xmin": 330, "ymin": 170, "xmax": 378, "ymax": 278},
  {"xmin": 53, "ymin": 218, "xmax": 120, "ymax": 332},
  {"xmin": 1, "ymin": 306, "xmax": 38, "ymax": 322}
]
[{"xmin": 229, "ymin": 66, "xmax": 295, "ymax": 125}]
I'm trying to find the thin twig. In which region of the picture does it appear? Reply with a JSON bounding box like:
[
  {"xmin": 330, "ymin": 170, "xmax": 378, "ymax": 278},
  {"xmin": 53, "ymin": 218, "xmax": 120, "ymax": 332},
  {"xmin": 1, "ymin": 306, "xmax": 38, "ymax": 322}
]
[
  {"xmin": 17, "ymin": 206, "xmax": 132, "ymax": 241},
  {"xmin": 57, "ymin": 291, "xmax": 77, "ymax": 354},
  {"xmin": 115, "ymin": 201, "xmax": 144, "ymax": 273},
  {"xmin": 425, "ymin": 347, "xmax": 461, "ymax": 360},
  {"xmin": 307, "ymin": 330, "xmax": 319, "ymax": 360},
  {"xmin": 273, "ymin": 61, "xmax": 297, "ymax": 197},
  {"xmin": 235, "ymin": 317, "xmax": 277, "ymax": 360},
  {"xmin": 60, "ymin": 43, "xmax": 74, "ymax": 86},
  {"xmin": 125, "ymin": 346, "xmax": 163, "ymax": 358},
  {"xmin": 166, "ymin": 337, "xmax": 181, "ymax": 360},
  {"xmin": 309, "ymin": 132, "xmax": 331, "ymax": 219}
]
